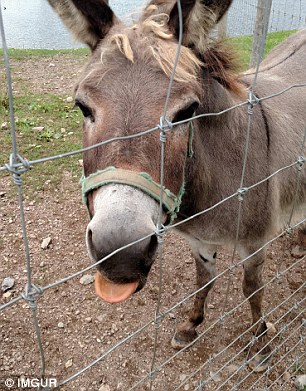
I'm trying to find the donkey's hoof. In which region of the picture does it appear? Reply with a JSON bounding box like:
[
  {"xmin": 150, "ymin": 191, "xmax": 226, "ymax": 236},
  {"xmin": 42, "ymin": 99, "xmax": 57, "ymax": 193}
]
[
  {"xmin": 171, "ymin": 329, "xmax": 198, "ymax": 350},
  {"xmin": 291, "ymin": 245, "xmax": 306, "ymax": 259},
  {"xmin": 248, "ymin": 351, "xmax": 271, "ymax": 373}
]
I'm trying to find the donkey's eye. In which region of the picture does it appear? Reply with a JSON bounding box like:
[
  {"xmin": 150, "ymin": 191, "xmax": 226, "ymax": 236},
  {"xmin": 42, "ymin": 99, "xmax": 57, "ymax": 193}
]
[
  {"xmin": 75, "ymin": 100, "xmax": 95, "ymax": 122},
  {"xmin": 172, "ymin": 102, "xmax": 199, "ymax": 124}
]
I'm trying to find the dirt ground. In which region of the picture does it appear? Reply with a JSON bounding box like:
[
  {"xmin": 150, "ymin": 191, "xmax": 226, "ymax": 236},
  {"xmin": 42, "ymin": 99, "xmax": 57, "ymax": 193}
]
[{"xmin": 0, "ymin": 54, "xmax": 305, "ymax": 391}]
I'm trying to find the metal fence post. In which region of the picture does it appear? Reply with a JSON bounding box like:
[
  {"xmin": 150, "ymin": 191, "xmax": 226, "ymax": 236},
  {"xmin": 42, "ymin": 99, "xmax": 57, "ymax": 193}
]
[{"xmin": 250, "ymin": 0, "xmax": 273, "ymax": 68}]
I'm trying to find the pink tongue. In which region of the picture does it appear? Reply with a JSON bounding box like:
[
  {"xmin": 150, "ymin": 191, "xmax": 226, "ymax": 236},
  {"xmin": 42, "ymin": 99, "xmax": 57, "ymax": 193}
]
[{"xmin": 95, "ymin": 272, "xmax": 139, "ymax": 304}]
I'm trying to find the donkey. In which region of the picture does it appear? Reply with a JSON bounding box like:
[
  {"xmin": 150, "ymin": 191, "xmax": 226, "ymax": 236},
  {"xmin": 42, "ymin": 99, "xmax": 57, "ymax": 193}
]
[{"xmin": 48, "ymin": 0, "xmax": 306, "ymax": 370}]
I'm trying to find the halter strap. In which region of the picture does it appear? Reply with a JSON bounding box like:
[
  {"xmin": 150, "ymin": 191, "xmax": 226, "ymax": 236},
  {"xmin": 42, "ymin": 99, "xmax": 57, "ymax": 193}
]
[{"xmin": 81, "ymin": 167, "xmax": 184, "ymax": 223}]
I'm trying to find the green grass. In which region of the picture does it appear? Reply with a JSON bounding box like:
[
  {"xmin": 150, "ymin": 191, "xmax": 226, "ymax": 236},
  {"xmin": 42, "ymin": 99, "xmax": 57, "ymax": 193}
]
[
  {"xmin": 264, "ymin": 30, "xmax": 296, "ymax": 53},
  {"xmin": 0, "ymin": 94, "xmax": 83, "ymax": 196},
  {"xmin": 0, "ymin": 47, "xmax": 89, "ymax": 60},
  {"xmin": 230, "ymin": 30, "xmax": 297, "ymax": 69}
]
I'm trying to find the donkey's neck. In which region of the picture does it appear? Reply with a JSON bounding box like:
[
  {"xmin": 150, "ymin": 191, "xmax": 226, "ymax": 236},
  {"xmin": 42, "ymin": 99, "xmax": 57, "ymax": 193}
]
[
  {"xmin": 200, "ymin": 70, "xmax": 245, "ymax": 113},
  {"xmin": 180, "ymin": 75, "xmax": 249, "ymax": 218}
]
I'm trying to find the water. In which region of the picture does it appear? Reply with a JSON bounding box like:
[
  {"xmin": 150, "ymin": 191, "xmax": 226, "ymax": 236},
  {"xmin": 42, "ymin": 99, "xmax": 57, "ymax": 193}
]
[{"xmin": 1, "ymin": 0, "xmax": 305, "ymax": 49}]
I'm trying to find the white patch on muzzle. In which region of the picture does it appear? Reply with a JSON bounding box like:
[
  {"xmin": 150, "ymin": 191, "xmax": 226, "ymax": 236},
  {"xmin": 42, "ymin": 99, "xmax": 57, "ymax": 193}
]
[{"xmin": 86, "ymin": 184, "xmax": 165, "ymax": 263}]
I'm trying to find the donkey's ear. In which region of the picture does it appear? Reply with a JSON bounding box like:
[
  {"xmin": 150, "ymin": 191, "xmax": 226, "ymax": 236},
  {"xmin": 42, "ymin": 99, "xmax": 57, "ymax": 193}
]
[
  {"xmin": 168, "ymin": 0, "xmax": 233, "ymax": 52},
  {"xmin": 48, "ymin": 0, "xmax": 118, "ymax": 50}
]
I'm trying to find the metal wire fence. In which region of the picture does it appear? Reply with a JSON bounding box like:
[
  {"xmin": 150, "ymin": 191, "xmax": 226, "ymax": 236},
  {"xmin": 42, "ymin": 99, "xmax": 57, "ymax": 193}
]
[
  {"xmin": 220, "ymin": 0, "xmax": 306, "ymax": 67},
  {"xmin": 227, "ymin": 0, "xmax": 306, "ymax": 37},
  {"xmin": 0, "ymin": 0, "xmax": 305, "ymax": 390}
]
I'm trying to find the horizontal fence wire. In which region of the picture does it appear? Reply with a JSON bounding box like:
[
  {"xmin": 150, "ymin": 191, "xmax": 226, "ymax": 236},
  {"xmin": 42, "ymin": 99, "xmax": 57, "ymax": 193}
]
[
  {"xmin": 267, "ymin": 351, "xmax": 306, "ymax": 391},
  {"xmin": 231, "ymin": 321, "xmax": 305, "ymax": 390},
  {"xmin": 129, "ymin": 257, "xmax": 306, "ymax": 391},
  {"xmin": 173, "ymin": 292, "xmax": 306, "ymax": 390},
  {"xmin": 0, "ymin": 0, "xmax": 306, "ymax": 390},
  {"xmin": 1, "ymin": 83, "xmax": 306, "ymax": 174}
]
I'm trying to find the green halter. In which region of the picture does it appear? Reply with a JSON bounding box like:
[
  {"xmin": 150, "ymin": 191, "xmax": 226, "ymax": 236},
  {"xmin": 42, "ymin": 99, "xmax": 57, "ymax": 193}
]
[{"xmin": 81, "ymin": 167, "xmax": 185, "ymax": 223}]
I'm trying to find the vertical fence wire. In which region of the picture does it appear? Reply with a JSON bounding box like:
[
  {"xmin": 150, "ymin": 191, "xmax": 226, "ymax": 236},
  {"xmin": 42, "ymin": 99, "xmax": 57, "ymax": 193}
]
[
  {"xmin": 206, "ymin": 6, "xmax": 273, "ymax": 383},
  {"xmin": 149, "ymin": 2, "xmax": 183, "ymax": 388},
  {"xmin": 0, "ymin": 1, "xmax": 46, "ymax": 389}
]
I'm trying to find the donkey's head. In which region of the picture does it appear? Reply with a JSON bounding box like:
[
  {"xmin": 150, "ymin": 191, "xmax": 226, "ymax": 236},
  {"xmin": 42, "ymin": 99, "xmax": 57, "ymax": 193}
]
[{"xmin": 48, "ymin": 0, "xmax": 233, "ymax": 303}]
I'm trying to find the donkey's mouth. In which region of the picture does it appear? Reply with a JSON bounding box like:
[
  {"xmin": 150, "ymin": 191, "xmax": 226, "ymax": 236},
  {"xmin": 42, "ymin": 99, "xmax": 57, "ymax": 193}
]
[{"xmin": 95, "ymin": 272, "xmax": 140, "ymax": 304}]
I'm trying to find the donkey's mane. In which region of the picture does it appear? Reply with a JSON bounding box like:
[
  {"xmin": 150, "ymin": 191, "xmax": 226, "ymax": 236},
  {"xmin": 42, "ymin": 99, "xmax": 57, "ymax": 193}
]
[
  {"xmin": 201, "ymin": 41, "xmax": 244, "ymax": 96},
  {"xmin": 98, "ymin": 11, "xmax": 243, "ymax": 94}
]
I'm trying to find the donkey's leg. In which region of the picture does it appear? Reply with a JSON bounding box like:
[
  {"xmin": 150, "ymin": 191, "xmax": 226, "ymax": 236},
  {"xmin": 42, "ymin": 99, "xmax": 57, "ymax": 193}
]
[
  {"xmin": 298, "ymin": 225, "xmax": 306, "ymax": 249},
  {"xmin": 240, "ymin": 247, "xmax": 271, "ymax": 372},
  {"xmin": 171, "ymin": 243, "xmax": 217, "ymax": 349},
  {"xmin": 293, "ymin": 224, "xmax": 306, "ymax": 257}
]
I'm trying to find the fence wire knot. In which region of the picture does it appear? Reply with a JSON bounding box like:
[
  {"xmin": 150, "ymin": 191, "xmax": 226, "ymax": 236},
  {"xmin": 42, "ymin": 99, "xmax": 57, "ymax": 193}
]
[
  {"xmin": 228, "ymin": 262, "xmax": 237, "ymax": 273},
  {"xmin": 197, "ymin": 379, "xmax": 207, "ymax": 390},
  {"xmin": 237, "ymin": 187, "xmax": 248, "ymax": 201},
  {"xmin": 297, "ymin": 155, "xmax": 305, "ymax": 171},
  {"xmin": 247, "ymin": 91, "xmax": 259, "ymax": 115},
  {"xmin": 219, "ymin": 313, "xmax": 227, "ymax": 323},
  {"xmin": 5, "ymin": 153, "xmax": 31, "ymax": 185},
  {"xmin": 250, "ymin": 335, "xmax": 258, "ymax": 346},
  {"xmin": 260, "ymin": 314, "xmax": 267, "ymax": 323},
  {"xmin": 158, "ymin": 116, "xmax": 173, "ymax": 133},
  {"xmin": 148, "ymin": 368, "xmax": 159, "ymax": 381},
  {"xmin": 241, "ymin": 361, "xmax": 247, "ymax": 369},
  {"xmin": 160, "ymin": 132, "xmax": 166, "ymax": 143},
  {"xmin": 275, "ymin": 271, "xmax": 282, "ymax": 280},
  {"xmin": 155, "ymin": 224, "xmax": 166, "ymax": 244},
  {"xmin": 13, "ymin": 174, "xmax": 23, "ymax": 186},
  {"xmin": 21, "ymin": 283, "xmax": 43, "ymax": 309},
  {"xmin": 285, "ymin": 225, "xmax": 293, "ymax": 235},
  {"xmin": 153, "ymin": 309, "xmax": 165, "ymax": 327}
]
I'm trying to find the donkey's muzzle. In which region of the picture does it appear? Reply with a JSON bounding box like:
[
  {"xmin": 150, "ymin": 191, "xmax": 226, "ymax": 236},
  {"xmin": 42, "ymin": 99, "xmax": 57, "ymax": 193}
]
[{"xmin": 85, "ymin": 184, "xmax": 162, "ymax": 303}]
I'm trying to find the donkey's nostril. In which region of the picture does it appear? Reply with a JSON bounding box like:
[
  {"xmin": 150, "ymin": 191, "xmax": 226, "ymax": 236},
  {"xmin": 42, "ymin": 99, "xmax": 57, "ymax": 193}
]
[
  {"xmin": 148, "ymin": 234, "xmax": 158, "ymax": 258},
  {"xmin": 86, "ymin": 227, "xmax": 102, "ymax": 262},
  {"xmin": 87, "ymin": 228, "xmax": 93, "ymax": 245}
]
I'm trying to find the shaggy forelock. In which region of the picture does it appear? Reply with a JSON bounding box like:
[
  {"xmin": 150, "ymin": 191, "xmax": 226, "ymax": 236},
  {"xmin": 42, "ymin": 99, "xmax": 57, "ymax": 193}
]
[{"xmin": 98, "ymin": 13, "xmax": 203, "ymax": 84}]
